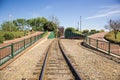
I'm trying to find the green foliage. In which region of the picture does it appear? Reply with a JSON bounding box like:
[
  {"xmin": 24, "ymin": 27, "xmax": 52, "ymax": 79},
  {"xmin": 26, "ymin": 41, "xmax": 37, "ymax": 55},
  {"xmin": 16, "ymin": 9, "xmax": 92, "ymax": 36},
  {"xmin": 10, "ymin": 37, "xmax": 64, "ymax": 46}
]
[
  {"xmin": 2, "ymin": 17, "xmax": 59, "ymax": 32},
  {"xmin": 89, "ymin": 29, "xmax": 97, "ymax": 34},
  {"xmin": 13, "ymin": 19, "xmax": 26, "ymax": 30},
  {"xmin": 65, "ymin": 27, "xmax": 76, "ymax": 32},
  {"xmin": 27, "ymin": 17, "xmax": 48, "ymax": 31},
  {"xmin": 1, "ymin": 21, "xmax": 18, "ymax": 31},
  {"xmin": 0, "ymin": 36, "xmax": 3, "ymax": 43},
  {"xmin": 40, "ymin": 31, "xmax": 48, "ymax": 37},
  {"xmin": 0, "ymin": 31, "xmax": 24, "ymax": 41},
  {"xmin": 99, "ymin": 29, "xmax": 104, "ymax": 32},
  {"xmin": 3, "ymin": 32, "xmax": 14, "ymax": 40},
  {"xmin": 12, "ymin": 31, "xmax": 24, "ymax": 38},
  {"xmin": 82, "ymin": 29, "xmax": 89, "ymax": 35},
  {"xmin": 105, "ymin": 19, "xmax": 120, "ymax": 39},
  {"xmin": 13, "ymin": 17, "xmax": 48, "ymax": 31},
  {"xmin": 105, "ymin": 31, "xmax": 120, "ymax": 43},
  {"xmin": 0, "ymin": 31, "xmax": 4, "ymax": 37},
  {"xmin": 82, "ymin": 29, "xmax": 99, "ymax": 36},
  {"xmin": 43, "ymin": 21, "xmax": 57, "ymax": 31}
]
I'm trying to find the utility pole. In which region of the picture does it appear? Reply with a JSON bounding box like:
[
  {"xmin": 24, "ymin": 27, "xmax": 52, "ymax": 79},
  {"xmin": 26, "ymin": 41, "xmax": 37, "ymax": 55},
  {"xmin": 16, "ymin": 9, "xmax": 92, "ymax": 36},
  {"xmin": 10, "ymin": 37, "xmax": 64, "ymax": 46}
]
[
  {"xmin": 9, "ymin": 14, "xmax": 12, "ymax": 32},
  {"xmin": 80, "ymin": 16, "xmax": 81, "ymax": 31},
  {"xmin": 77, "ymin": 21, "xmax": 79, "ymax": 31}
]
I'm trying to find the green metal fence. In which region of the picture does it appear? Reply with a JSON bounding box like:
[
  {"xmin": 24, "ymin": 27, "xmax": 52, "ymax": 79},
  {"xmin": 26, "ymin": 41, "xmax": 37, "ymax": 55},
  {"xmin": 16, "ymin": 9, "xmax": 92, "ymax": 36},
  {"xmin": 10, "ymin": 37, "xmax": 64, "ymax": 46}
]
[
  {"xmin": 65, "ymin": 31, "xmax": 85, "ymax": 39},
  {"xmin": 84, "ymin": 37, "xmax": 120, "ymax": 56},
  {"xmin": 48, "ymin": 31, "xmax": 55, "ymax": 39},
  {"xmin": 0, "ymin": 32, "xmax": 46, "ymax": 66}
]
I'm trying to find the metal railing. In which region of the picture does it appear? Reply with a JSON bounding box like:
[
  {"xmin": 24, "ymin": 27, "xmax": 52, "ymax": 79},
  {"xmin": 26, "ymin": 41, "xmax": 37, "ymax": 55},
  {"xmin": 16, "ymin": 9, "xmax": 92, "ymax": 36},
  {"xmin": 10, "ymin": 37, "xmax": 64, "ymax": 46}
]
[
  {"xmin": 84, "ymin": 37, "xmax": 120, "ymax": 56},
  {"xmin": 0, "ymin": 32, "xmax": 46, "ymax": 66}
]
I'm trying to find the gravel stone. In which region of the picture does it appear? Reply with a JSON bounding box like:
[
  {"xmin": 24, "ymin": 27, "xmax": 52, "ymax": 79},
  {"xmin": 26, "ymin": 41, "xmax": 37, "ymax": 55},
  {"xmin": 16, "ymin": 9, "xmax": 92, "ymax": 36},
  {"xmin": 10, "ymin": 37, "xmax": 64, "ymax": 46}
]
[
  {"xmin": 0, "ymin": 38, "xmax": 54, "ymax": 80},
  {"xmin": 61, "ymin": 39, "xmax": 120, "ymax": 80}
]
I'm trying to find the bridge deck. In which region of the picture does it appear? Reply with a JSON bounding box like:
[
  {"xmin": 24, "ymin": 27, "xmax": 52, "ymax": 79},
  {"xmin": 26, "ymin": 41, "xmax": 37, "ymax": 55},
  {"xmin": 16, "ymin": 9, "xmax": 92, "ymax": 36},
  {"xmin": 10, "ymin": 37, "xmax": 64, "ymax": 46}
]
[
  {"xmin": 0, "ymin": 38, "xmax": 54, "ymax": 80},
  {"xmin": 0, "ymin": 39, "xmax": 120, "ymax": 80}
]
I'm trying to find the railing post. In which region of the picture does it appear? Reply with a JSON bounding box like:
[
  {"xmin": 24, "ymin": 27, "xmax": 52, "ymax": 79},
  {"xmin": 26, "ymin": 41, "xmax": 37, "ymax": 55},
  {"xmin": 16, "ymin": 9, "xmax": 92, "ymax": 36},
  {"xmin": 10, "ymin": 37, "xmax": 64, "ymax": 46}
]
[
  {"xmin": 36, "ymin": 35, "xmax": 38, "ymax": 41},
  {"xmin": 108, "ymin": 42, "xmax": 110, "ymax": 54},
  {"xmin": 85, "ymin": 36, "xmax": 87, "ymax": 43},
  {"xmin": 11, "ymin": 43, "xmax": 14, "ymax": 58},
  {"xmin": 24, "ymin": 39, "xmax": 25, "ymax": 49},
  {"xmin": 30, "ymin": 37, "xmax": 32, "ymax": 45},
  {"xmin": 89, "ymin": 38, "xmax": 90, "ymax": 45},
  {"xmin": 96, "ymin": 40, "xmax": 98, "ymax": 49}
]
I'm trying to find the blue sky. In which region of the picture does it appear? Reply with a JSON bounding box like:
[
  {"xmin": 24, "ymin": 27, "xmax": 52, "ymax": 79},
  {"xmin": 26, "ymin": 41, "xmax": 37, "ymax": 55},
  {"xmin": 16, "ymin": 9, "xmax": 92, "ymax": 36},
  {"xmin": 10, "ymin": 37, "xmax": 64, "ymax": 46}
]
[{"xmin": 0, "ymin": 0, "xmax": 120, "ymax": 30}]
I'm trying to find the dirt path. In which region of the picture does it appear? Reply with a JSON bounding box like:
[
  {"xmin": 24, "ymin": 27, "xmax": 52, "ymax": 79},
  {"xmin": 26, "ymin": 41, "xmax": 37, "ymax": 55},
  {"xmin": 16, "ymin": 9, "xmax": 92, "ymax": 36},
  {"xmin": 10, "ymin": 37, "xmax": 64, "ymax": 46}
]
[
  {"xmin": 89, "ymin": 32, "xmax": 108, "ymax": 41},
  {"xmin": 61, "ymin": 39, "xmax": 120, "ymax": 80},
  {"xmin": 0, "ymin": 38, "xmax": 54, "ymax": 80}
]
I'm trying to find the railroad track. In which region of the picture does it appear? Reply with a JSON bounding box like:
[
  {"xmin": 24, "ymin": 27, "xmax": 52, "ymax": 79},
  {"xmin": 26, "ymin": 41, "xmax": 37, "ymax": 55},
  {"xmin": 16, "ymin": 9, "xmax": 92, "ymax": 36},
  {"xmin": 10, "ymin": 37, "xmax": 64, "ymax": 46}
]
[{"xmin": 39, "ymin": 39, "xmax": 81, "ymax": 80}]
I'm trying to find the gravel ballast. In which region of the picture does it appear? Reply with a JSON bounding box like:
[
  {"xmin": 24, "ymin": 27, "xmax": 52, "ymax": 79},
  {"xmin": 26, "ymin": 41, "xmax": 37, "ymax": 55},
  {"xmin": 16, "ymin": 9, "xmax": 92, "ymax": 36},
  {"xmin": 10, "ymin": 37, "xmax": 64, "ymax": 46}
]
[
  {"xmin": 0, "ymin": 38, "xmax": 53, "ymax": 80},
  {"xmin": 61, "ymin": 39, "xmax": 120, "ymax": 80}
]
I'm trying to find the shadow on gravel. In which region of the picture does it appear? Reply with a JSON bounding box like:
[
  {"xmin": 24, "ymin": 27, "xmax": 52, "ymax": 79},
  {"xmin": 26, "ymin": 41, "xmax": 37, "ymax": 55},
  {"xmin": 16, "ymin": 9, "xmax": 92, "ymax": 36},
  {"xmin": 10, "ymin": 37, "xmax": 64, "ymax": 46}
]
[{"xmin": 80, "ymin": 42, "xmax": 120, "ymax": 63}]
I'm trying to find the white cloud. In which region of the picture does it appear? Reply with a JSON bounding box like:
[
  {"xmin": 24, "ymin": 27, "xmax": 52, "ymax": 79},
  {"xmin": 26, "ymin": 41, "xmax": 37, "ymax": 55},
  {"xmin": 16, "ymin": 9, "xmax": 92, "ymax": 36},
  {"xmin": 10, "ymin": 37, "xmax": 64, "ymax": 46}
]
[
  {"xmin": 86, "ymin": 5, "xmax": 120, "ymax": 19},
  {"xmin": 8, "ymin": 14, "xmax": 13, "ymax": 18},
  {"xmin": 86, "ymin": 10, "xmax": 120, "ymax": 19},
  {"xmin": 44, "ymin": 5, "xmax": 52, "ymax": 10}
]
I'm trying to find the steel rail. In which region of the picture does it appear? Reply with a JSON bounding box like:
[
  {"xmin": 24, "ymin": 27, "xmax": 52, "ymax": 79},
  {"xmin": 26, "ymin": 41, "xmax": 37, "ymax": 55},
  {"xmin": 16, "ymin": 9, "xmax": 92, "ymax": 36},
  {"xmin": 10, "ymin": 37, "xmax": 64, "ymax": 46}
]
[
  {"xmin": 39, "ymin": 39, "xmax": 82, "ymax": 80},
  {"xmin": 39, "ymin": 41, "xmax": 52, "ymax": 80},
  {"xmin": 58, "ymin": 39, "xmax": 82, "ymax": 80}
]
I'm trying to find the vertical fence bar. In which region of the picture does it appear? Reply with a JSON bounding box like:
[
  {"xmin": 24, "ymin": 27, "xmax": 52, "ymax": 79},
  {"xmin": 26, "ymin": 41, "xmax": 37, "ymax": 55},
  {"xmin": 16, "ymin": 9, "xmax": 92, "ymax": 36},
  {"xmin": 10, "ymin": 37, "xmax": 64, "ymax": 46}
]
[
  {"xmin": 96, "ymin": 40, "xmax": 98, "ymax": 49},
  {"xmin": 11, "ymin": 43, "xmax": 14, "ymax": 58},
  {"xmin": 24, "ymin": 39, "xmax": 25, "ymax": 49},
  {"xmin": 108, "ymin": 42, "xmax": 110, "ymax": 54},
  {"xmin": 36, "ymin": 35, "xmax": 37, "ymax": 41},
  {"xmin": 84, "ymin": 36, "xmax": 86, "ymax": 43},
  {"xmin": 30, "ymin": 37, "xmax": 32, "ymax": 45},
  {"xmin": 89, "ymin": 38, "xmax": 90, "ymax": 45},
  {"xmin": 0, "ymin": 49, "xmax": 1, "ymax": 65},
  {"xmin": 86, "ymin": 37, "xmax": 88, "ymax": 44}
]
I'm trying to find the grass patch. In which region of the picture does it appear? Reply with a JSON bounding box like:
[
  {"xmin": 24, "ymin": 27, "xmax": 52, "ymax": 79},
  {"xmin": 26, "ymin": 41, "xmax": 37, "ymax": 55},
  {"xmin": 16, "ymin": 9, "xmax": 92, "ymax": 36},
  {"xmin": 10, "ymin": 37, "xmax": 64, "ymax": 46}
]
[
  {"xmin": 105, "ymin": 31, "xmax": 120, "ymax": 43},
  {"xmin": 40, "ymin": 31, "xmax": 48, "ymax": 38},
  {"xmin": 0, "ymin": 31, "xmax": 24, "ymax": 38},
  {"xmin": 11, "ymin": 31, "xmax": 24, "ymax": 38},
  {"xmin": 0, "ymin": 31, "xmax": 24, "ymax": 42},
  {"xmin": 74, "ymin": 31, "xmax": 82, "ymax": 34},
  {"xmin": 0, "ymin": 36, "xmax": 4, "ymax": 43}
]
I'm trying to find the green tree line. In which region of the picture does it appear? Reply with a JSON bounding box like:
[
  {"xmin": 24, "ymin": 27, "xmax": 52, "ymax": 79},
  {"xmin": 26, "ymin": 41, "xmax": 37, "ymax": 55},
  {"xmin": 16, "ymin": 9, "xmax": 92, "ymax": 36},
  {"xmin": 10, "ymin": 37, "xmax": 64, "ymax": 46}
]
[
  {"xmin": 1, "ymin": 17, "xmax": 59, "ymax": 32},
  {"xmin": 0, "ymin": 16, "xmax": 59, "ymax": 43}
]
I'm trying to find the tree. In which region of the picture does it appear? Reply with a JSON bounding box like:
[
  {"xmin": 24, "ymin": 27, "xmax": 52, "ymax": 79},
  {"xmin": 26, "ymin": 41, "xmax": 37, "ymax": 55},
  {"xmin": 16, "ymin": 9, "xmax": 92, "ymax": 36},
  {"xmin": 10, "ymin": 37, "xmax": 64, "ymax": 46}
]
[
  {"xmin": 1, "ymin": 21, "xmax": 18, "ymax": 31},
  {"xmin": 99, "ymin": 29, "xmax": 104, "ymax": 32},
  {"xmin": 26, "ymin": 17, "xmax": 47, "ymax": 31},
  {"xmin": 105, "ymin": 19, "xmax": 120, "ymax": 39},
  {"xmin": 49, "ymin": 16, "xmax": 60, "ymax": 37},
  {"xmin": 49, "ymin": 16, "xmax": 60, "ymax": 27},
  {"xmin": 82, "ymin": 29, "xmax": 89, "ymax": 34},
  {"xmin": 89, "ymin": 29, "xmax": 99, "ymax": 34},
  {"xmin": 43, "ymin": 21, "xmax": 57, "ymax": 31},
  {"xmin": 16, "ymin": 19, "xmax": 26, "ymax": 30},
  {"xmin": 39, "ymin": 17, "xmax": 48, "ymax": 31}
]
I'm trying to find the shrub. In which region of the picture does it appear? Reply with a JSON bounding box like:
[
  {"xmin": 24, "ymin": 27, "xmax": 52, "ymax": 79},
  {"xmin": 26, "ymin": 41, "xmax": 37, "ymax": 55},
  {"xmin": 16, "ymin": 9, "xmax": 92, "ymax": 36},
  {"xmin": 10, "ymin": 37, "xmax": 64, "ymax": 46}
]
[
  {"xmin": 0, "ymin": 36, "xmax": 3, "ymax": 43},
  {"xmin": 3, "ymin": 33, "xmax": 14, "ymax": 40},
  {"xmin": 65, "ymin": 27, "xmax": 76, "ymax": 32}
]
